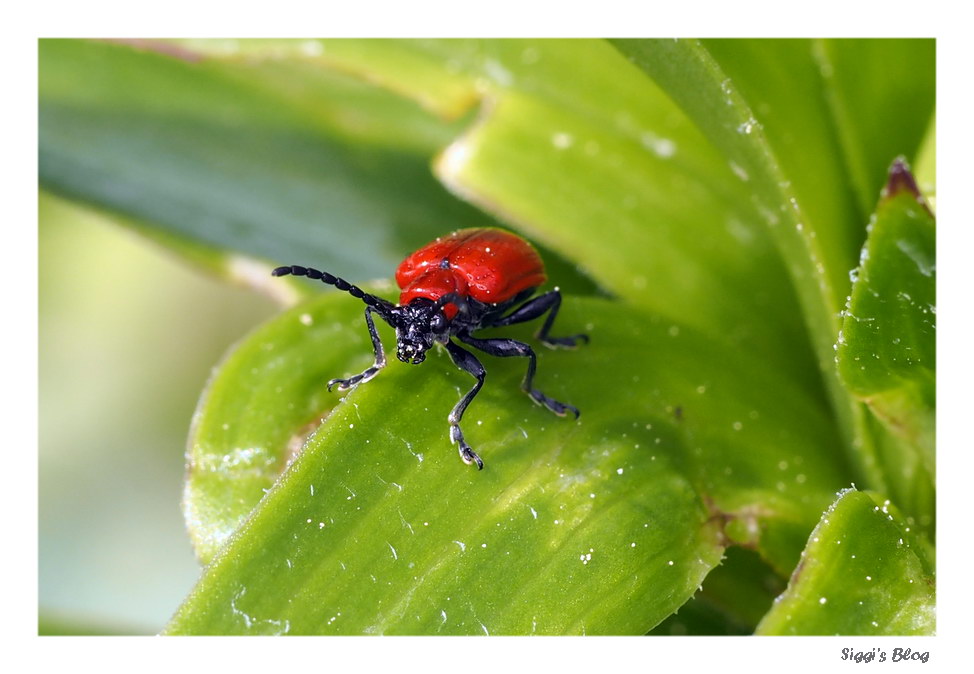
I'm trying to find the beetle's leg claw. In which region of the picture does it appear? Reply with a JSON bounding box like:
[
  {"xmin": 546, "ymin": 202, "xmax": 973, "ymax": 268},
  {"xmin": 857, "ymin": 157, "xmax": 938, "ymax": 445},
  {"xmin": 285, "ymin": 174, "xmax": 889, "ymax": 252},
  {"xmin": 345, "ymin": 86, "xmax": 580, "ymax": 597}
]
[
  {"xmin": 327, "ymin": 377, "xmax": 353, "ymax": 392},
  {"xmin": 450, "ymin": 423, "xmax": 484, "ymax": 470},
  {"xmin": 538, "ymin": 333, "xmax": 589, "ymax": 350},
  {"xmin": 327, "ymin": 364, "xmax": 384, "ymax": 393},
  {"xmin": 526, "ymin": 388, "xmax": 580, "ymax": 419}
]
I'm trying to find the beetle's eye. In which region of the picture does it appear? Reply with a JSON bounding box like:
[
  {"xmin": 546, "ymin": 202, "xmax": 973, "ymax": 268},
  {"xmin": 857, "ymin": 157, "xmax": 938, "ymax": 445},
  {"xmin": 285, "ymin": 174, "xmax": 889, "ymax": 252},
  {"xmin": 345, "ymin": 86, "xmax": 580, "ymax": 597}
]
[{"xmin": 430, "ymin": 313, "xmax": 447, "ymax": 332}]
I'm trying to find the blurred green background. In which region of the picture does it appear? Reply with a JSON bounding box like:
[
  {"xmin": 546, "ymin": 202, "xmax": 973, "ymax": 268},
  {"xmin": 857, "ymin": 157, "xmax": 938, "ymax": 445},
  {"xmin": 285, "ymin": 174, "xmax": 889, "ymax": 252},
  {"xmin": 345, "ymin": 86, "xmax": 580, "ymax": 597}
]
[{"xmin": 38, "ymin": 193, "xmax": 277, "ymax": 633}]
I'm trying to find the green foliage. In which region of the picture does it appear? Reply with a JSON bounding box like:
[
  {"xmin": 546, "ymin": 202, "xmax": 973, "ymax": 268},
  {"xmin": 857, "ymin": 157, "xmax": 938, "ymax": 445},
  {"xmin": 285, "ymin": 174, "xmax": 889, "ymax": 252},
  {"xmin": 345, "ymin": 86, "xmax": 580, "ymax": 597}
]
[
  {"xmin": 836, "ymin": 164, "xmax": 935, "ymax": 444},
  {"xmin": 169, "ymin": 294, "xmax": 845, "ymax": 634},
  {"xmin": 756, "ymin": 489, "xmax": 935, "ymax": 635},
  {"xmin": 38, "ymin": 38, "xmax": 935, "ymax": 635}
]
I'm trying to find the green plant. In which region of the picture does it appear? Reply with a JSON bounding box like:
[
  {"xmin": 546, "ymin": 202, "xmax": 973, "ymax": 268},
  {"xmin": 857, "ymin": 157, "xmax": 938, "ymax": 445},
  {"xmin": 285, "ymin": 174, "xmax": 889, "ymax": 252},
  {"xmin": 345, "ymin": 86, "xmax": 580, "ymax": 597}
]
[{"xmin": 39, "ymin": 38, "xmax": 935, "ymax": 635}]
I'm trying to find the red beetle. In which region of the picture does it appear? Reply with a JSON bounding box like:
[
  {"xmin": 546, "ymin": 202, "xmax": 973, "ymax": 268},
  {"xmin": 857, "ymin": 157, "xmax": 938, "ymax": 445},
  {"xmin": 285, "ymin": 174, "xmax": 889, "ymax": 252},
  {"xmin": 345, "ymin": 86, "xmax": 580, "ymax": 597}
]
[{"xmin": 272, "ymin": 227, "xmax": 587, "ymax": 469}]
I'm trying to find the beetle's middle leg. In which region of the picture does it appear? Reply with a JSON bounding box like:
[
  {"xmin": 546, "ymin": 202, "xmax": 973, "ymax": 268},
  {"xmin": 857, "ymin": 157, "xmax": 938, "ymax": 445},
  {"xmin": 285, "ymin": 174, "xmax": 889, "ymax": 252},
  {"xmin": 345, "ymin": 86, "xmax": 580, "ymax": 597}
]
[
  {"xmin": 459, "ymin": 333, "xmax": 579, "ymax": 419},
  {"xmin": 487, "ymin": 289, "xmax": 588, "ymax": 349}
]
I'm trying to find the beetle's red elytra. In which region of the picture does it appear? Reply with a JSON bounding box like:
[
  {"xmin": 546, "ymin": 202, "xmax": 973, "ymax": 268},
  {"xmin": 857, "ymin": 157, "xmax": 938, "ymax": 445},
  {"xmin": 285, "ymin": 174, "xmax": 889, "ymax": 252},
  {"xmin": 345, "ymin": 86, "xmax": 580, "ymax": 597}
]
[
  {"xmin": 272, "ymin": 227, "xmax": 587, "ymax": 470},
  {"xmin": 396, "ymin": 228, "xmax": 547, "ymax": 317}
]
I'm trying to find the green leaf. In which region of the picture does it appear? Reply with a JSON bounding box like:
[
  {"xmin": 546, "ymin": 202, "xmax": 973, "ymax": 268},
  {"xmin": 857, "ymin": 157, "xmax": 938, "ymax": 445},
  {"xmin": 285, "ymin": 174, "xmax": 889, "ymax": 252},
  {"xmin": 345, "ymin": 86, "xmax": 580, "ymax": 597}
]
[
  {"xmin": 836, "ymin": 159, "xmax": 935, "ymax": 532},
  {"xmin": 169, "ymin": 294, "xmax": 847, "ymax": 634},
  {"xmin": 756, "ymin": 489, "xmax": 935, "ymax": 635},
  {"xmin": 37, "ymin": 39, "xmax": 501, "ymax": 283},
  {"xmin": 183, "ymin": 289, "xmax": 394, "ymax": 561},
  {"xmin": 837, "ymin": 159, "xmax": 935, "ymax": 414}
]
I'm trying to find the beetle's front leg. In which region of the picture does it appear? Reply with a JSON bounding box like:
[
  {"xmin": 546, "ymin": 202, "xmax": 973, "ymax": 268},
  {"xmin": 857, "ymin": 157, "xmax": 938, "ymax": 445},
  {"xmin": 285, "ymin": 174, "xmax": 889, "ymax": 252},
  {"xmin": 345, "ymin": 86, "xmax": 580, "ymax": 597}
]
[
  {"xmin": 328, "ymin": 306, "xmax": 387, "ymax": 391},
  {"xmin": 444, "ymin": 340, "xmax": 486, "ymax": 469}
]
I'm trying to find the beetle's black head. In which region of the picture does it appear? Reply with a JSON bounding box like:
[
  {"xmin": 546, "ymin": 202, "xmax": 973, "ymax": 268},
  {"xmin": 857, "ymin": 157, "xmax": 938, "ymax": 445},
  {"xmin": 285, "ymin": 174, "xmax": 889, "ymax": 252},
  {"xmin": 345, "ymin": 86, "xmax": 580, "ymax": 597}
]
[{"xmin": 391, "ymin": 298, "xmax": 449, "ymax": 364}]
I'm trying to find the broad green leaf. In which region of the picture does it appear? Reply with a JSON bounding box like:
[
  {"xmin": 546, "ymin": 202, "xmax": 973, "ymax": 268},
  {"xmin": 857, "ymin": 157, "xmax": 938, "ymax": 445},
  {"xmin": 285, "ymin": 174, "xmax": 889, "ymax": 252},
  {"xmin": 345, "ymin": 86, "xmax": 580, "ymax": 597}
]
[
  {"xmin": 168, "ymin": 293, "xmax": 847, "ymax": 634},
  {"xmin": 836, "ymin": 160, "xmax": 935, "ymax": 532},
  {"xmin": 756, "ymin": 489, "xmax": 935, "ymax": 635},
  {"xmin": 37, "ymin": 40, "xmax": 500, "ymax": 283}
]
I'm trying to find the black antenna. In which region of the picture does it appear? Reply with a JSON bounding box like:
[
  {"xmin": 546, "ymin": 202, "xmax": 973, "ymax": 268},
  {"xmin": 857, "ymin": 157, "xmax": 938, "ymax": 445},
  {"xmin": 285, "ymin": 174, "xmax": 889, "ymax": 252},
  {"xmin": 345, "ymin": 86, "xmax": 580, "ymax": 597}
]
[{"xmin": 272, "ymin": 265, "xmax": 395, "ymax": 313}]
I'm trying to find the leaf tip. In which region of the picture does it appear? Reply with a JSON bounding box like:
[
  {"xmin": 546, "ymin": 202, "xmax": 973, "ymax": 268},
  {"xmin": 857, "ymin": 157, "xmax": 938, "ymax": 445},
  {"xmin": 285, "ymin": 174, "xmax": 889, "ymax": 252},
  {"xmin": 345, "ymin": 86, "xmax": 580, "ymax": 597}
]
[
  {"xmin": 882, "ymin": 157, "xmax": 932, "ymax": 219},
  {"xmin": 884, "ymin": 157, "xmax": 919, "ymax": 197}
]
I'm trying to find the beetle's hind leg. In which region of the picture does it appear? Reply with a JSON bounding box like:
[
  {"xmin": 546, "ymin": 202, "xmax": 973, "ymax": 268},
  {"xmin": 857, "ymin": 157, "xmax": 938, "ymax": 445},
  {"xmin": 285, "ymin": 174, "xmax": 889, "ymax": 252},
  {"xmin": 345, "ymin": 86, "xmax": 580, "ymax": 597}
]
[
  {"xmin": 489, "ymin": 289, "xmax": 588, "ymax": 349},
  {"xmin": 328, "ymin": 306, "xmax": 387, "ymax": 391},
  {"xmin": 444, "ymin": 341, "xmax": 486, "ymax": 469},
  {"xmin": 459, "ymin": 334, "xmax": 580, "ymax": 419}
]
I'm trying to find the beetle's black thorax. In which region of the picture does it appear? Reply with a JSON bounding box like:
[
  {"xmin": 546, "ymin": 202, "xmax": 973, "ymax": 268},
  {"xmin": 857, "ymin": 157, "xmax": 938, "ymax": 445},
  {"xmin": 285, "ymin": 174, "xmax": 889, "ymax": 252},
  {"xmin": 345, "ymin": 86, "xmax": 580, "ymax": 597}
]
[{"xmin": 385, "ymin": 290, "xmax": 536, "ymax": 365}]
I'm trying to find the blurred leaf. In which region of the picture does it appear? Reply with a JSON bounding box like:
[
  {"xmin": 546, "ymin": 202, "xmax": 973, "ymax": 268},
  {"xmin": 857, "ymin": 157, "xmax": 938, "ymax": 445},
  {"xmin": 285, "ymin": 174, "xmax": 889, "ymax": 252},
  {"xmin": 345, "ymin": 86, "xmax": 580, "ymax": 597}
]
[
  {"xmin": 812, "ymin": 40, "xmax": 935, "ymax": 220},
  {"xmin": 756, "ymin": 489, "xmax": 935, "ymax": 635},
  {"xmin": 649, "ymin": 598, "xmax": 751, "ymax": 636},
  {"xmin": 168, "ymin": 294, "xmax": 846, "ymax": 634},
  {"xmin": 176, "ymin": 38, "xmax": 482, "ymax": 121},
  {"xmin": 914, "ymin": 112, "xmax": 937, "ymax": 211},
  {"xmin": 37, "ymin": 39, "xmax": 504, "ymax": 284},
  {"xmin": 39, "ymin": 613, "xmax": 134, "ymax": 636},
  {"xmin": 836, "ymin": 159, "xmax": 935, "ymax": 532}
]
